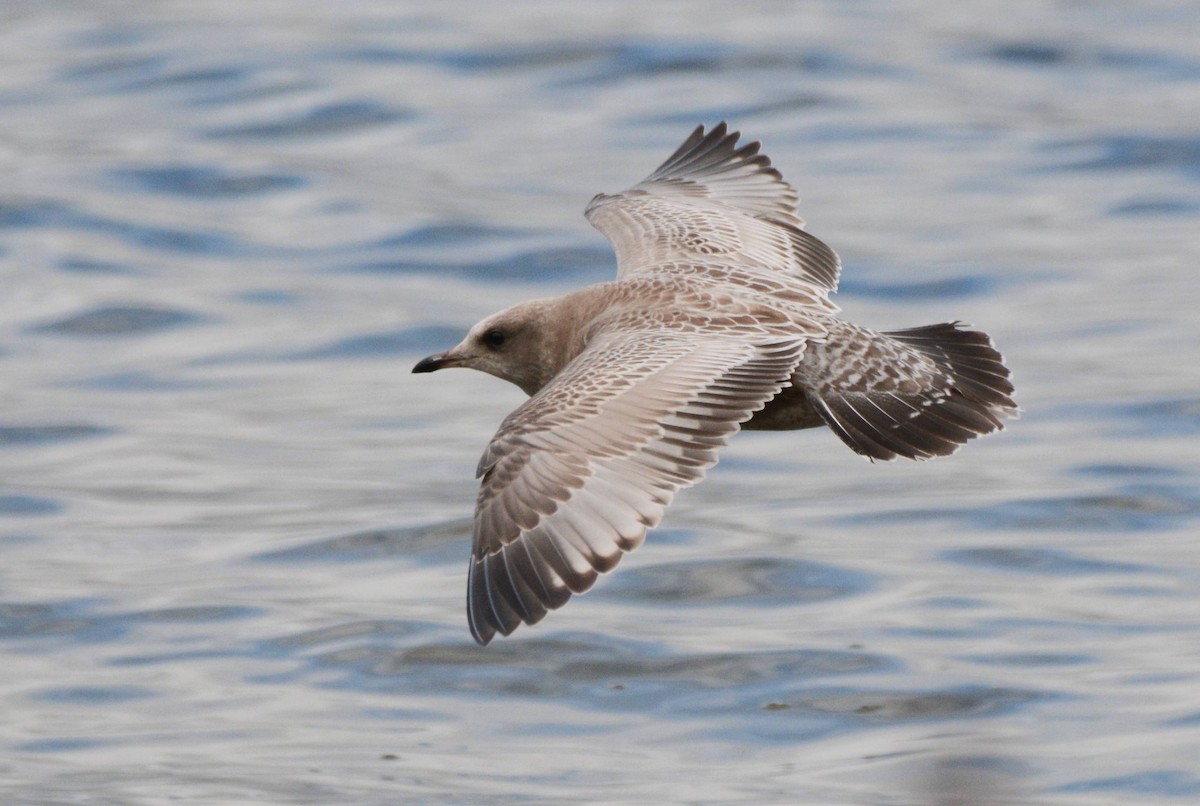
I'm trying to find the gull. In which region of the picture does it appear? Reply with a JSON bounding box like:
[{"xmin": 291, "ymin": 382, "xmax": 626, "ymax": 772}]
[{"xmin": 413, "ymin": 123, "xmax": 1017, "ymax": 645}]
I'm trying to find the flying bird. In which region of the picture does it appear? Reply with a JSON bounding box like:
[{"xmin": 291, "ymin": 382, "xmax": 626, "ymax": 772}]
[{"xmin": 413, "ymin": 123, "xmax": 1017, "ymax": 645}]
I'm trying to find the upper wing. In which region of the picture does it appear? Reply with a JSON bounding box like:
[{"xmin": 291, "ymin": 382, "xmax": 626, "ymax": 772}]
[
  {"xmin": 585, "ymin": 122, "xmax": 842, "ymax": 296},
  {"xmin": 468, "ymin": 326, "xmax": 805, "ymax": 644}
]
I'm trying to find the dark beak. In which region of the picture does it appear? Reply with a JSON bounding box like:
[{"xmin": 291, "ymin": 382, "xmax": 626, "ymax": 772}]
[{"xmin": 412, "ymin": 353, "xmax": 448, "ymax": 373}]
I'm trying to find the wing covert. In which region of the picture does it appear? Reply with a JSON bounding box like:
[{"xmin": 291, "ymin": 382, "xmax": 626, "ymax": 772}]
[
  {"xmin": 468, "ymin": 327, "xmax": 805, "ymax": 644},
  {"xmin": 585, "ymin": 122, "xmax": 842, "ymax": 296}
]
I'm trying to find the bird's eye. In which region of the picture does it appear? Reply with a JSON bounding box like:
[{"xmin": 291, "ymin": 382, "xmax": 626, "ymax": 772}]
[{"xmin": 483, "ymin": 329, "xmax": 506, "ymax": 349}]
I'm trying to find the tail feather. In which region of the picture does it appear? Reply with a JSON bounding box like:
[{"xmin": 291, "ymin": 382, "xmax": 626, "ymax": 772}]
[
  {"xmin": 887, "ymin": 323, "xmax": 1015, "ymax": 409},
  {"xmin": 809, "ymin": 321, "xmax": 1017, "ymax": 461}
]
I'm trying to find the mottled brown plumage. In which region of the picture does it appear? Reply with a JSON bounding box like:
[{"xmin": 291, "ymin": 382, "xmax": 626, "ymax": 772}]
[{"xmin": 413, "ymin": 123, "xmax": 1017, "ymax": 644}]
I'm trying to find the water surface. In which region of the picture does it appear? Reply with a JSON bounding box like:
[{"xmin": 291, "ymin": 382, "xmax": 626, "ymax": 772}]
[{"xmin": 2, "ymin": 1, "xmax": 1199, "ymax": 803}]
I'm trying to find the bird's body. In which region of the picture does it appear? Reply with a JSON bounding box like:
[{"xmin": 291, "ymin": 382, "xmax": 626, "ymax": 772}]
[{"xmin": 414, "ymin": 123, "xmax": 1017, "ymax": 644}]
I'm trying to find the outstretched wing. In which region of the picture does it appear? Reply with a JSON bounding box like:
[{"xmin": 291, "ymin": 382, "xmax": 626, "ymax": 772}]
[
  {"xmin": 468, "ymin": 326, "xmax": 805, "ymax": 644},
  {"xmin": 585, "ymin": 122, "xmax": 841, "ymax": 298}
]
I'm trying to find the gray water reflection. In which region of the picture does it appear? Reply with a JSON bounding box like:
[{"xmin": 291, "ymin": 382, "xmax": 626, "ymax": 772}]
[{"xmin": 1, "ymin": 0, "xmax": 1199, "ymax": 803}]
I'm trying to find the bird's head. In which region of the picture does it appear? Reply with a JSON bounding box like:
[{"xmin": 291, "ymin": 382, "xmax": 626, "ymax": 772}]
[{"xmin": 413, "ymin": 300, "xmax": 554, "ymax": 396}]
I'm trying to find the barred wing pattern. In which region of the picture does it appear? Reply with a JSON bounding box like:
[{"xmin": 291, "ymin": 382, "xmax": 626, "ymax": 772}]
[
  {"xmin": 469, "ymin": 328, "xmax": 805, "ymax": 644},
  {"xmin": 415, "ymin": 122, "xmax": 1020, "ymax": 645},
  {"xmin": 585, "ymin": 122, "xmax": 842, "ymax": 297}
]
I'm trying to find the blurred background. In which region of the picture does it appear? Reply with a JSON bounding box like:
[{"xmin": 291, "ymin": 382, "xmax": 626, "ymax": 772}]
[{"xmin": 2, "ymin": 1, "xmax": 1198, "ymax": 802}]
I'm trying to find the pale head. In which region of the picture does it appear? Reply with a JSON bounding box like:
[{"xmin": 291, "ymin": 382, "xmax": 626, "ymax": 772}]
[{"xmin": 412, "ymin": 299, "xmax": 561, "ymax": 396}]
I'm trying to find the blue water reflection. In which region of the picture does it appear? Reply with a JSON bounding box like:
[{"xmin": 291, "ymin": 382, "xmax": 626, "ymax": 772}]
[{"xmin": 1, "ymin": 1, "xmax": 1197, "ymax": 803}]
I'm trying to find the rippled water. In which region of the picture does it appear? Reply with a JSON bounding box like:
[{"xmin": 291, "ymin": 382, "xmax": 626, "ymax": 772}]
[{"xmin": 3, "ymin": 1, "xmax": 1199, "ymax": 803}]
